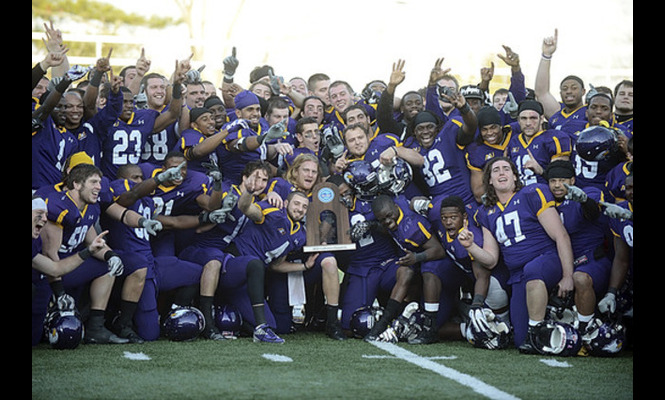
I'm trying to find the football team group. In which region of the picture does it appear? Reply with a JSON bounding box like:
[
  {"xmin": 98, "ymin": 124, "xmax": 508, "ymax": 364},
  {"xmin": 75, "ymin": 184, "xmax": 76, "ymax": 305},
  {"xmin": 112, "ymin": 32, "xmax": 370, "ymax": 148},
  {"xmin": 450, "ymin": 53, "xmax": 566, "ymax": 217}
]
[{"xmin": 32, "ymin": 24, "xmax": 633, "ymax": 357}]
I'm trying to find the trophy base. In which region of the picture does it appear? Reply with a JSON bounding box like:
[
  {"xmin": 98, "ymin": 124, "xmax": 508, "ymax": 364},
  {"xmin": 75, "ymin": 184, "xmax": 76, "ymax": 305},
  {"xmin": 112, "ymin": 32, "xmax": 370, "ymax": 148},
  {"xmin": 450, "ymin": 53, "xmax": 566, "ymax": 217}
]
[{"xmin": 303, "ymin": 243, "xmax": 357, "ymax": 253}]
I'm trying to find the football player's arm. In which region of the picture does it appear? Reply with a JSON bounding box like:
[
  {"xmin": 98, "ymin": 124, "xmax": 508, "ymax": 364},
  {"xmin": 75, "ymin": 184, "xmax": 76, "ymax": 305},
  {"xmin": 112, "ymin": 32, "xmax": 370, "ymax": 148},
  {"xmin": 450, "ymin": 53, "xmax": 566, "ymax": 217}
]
[
  {"xmin": 471, "ymin": 261, "xmax": 492, "ymax": 303},
  {"xmin": 450, "ymin": 94, "xmax": 477, "ymax": 146},
  {"xmin": 534, "ymin": 29, "xmax": 562, "ymax": 119},
  {"xmin": 156, "ymin": 214, "xmax": 203, "ymax": 230},
  {"xmin": 538, "ymin": 206, "xmax": 574, "ymax": 295},
  {"xmin": 468, "ymin": 166, "xmax": 485, "ymax": 204},
  {"xmin": 104, "ymin": 203, "xmax": 145, "ymax": 228},
  {"xmin": 390, "ymin": 145, "xmax": 425, "ymax": 167},
  {"xmin": 32, "ymin": 231, "xmax": 108, "ymax": 278},
  {"xmin": 607, "ymin": 234, "xmax": 631, "ymax": 293},
  {"xmin": 269, "ymin": 253, "xmax": 319, "ymax": 273},
  {"xmin": 459, "ymin": 223, "xmax": 500, "ymax": 269},
  {"xmin": 237, "ymin": 189, "xmax": 263, "ymax": 223},
  {"xmin": 187, "ymin": 129, "xmax": 230, "ymax": 161},
  {"xmin": 83, "ymin": 49, "xmax": 113, "ymax": 119},
  {"xmin": 153, "ymin": 59, "xmax": 186, "ymax": 132}
]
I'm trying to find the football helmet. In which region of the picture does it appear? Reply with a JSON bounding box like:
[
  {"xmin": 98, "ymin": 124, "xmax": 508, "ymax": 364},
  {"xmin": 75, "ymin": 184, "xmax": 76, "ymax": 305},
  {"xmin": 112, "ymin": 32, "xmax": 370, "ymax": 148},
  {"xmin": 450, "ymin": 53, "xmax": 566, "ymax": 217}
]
[
  {"xmin": 376, "ymin": 158, "xmax": 413, "ymax": 196},
  {"xmin": 44, "ymin": 309, "xmax": 84, "ymax": 350},
  {"xmin": 163, "ymin": 306, "xmax": 205, "ymax": 341},
  {"xmin": 531, "ymin": 321, "xmax": 582, "ymax": 357},
  {"xmin": 343, "ymin": 160, "xmax": 379, "ymax": 200},
  {"xmin": 350, "ymin": 305, "xmax": 384, "ymax": 339},
  {"xmin": 214, "ymin": 304, "xmax": 243, "ymax": 339},
  {"xmin": 582, "ymin": 317, "xmax": 625, "ymax": 357},
  {"xmin": 575, "ymin": 125, "xmax": 619, "ymax": 162}
]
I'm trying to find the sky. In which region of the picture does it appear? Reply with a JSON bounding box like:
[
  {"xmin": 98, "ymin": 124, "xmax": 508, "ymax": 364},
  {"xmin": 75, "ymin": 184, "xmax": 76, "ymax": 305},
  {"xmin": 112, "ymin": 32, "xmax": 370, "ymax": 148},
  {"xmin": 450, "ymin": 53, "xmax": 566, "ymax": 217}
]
[{"xmin": 43, "ymin": 0, "xmax": 633, "ymax": 97}]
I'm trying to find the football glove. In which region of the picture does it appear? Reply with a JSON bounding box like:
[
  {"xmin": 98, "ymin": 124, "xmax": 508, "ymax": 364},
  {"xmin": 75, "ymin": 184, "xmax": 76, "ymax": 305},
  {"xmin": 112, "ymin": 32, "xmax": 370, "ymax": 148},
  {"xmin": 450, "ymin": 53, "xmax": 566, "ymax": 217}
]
[
  {"xmin": 598, "ymin": 291, "xmax": 617, "ymax": 314},
  {"xmin": 155, "ymin": 161, "xmax": 186, "ymax": 185},
  {"xmin": 138, "ymin": 217, "xmax": 162, "ymax": 236},
  {"xmin": 222, "ymin": 47, "xmax": 239, "ymax": 78},
  {"xmin": 564, "ymin": 184, "xmax": 587, "ymax": 203},
  {"xmin": 50, "ymin": 292, "xmax": 76, "ymax": 311},
  {"xmin": 349, "ymin": 220, "xmax": 379, "ymax": 242},
  {"xmin": 105, "ymin": 252, "xmax": 124, "ymax": 277},
  {"xmin": 411, "ymin": 198, "xmax": 431, "ymax": 216},
  {"xmin": 599, "ymin": 201, "xmax": 632, "ymax": 220},
  {"xmin": 258, "ymin": 119, "xmax": 287, "ymax": 144},
  {"xmin": 322, "ymin": 125, "xmax": 345, "ymax": 160}
]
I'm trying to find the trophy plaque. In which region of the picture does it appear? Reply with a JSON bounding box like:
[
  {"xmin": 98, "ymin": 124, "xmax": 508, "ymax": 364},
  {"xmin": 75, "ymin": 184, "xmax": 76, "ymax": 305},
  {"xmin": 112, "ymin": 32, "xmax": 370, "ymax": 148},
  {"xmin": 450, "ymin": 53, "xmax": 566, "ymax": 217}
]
[{"xmin": 304, "ymin": 182, "xmax": 356, "ymax": 252}]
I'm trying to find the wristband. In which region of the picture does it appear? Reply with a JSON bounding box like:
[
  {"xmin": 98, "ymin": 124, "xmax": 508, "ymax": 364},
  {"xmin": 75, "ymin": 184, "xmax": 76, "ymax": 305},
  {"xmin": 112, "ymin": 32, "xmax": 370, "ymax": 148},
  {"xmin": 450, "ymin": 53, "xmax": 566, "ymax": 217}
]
[
  {"xmin": 50, "ymin": 280, "xmax": 66, "ymax": 296},
  {"xmin": 103, "ymin": 250, "xmax": 118, "ymax": 261},
  {"xmin": 541, "ymin": 53, "xmax": 552, "ymax": 60},
  {"xmin": 78, "ymin": 247, "xmax": 92, "ymax": 260},
  {"xmin": 414, "ymin": 252, "xmax": 427, "ymax": 263},
  {"xmin": 172, "ymin": 82, "xmax": 183, "ymax": 99},
  {"xmin": 471, "ymin": 294, "xmax": 486, "ymax": 308},
  {"xmin": 458, "ymin": 103, "xmax": 471, "ymax": 115},
  {"xmin": 89, "ymin": 69, "xmax": 103, "ymax": 87},
  {"xmin": 607, "ymin": 287, "xmax": 618, "ymax": 296},
  {"xmin": 121, "ymin": 209, "xmax": 130, "ymax": 224},
  {"xmin": 55, "ymin": 76, "xmax": 72, "ymax": 94}
]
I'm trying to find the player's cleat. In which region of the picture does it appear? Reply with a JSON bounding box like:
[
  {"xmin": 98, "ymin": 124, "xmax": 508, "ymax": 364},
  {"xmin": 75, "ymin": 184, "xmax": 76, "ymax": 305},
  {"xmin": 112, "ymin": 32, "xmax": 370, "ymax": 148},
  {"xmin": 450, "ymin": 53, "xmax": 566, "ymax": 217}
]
[
  {"xmin": 84, "ymin": 325, "xmax": 129, "ymax": 344},
  {"xmin": 326, "ymin": 320, "xmax": 347, "ymax": 341},
  {"xmin": 114, "ymin": 324, "xmax": 145, "ymax": 344},
  {"xmin": 253, "ymin": 323, "xmax": 285, "ymax": 344},
  {"xmin": 201, "ymin": 325, "xmax": 226, "ymax": 341}
]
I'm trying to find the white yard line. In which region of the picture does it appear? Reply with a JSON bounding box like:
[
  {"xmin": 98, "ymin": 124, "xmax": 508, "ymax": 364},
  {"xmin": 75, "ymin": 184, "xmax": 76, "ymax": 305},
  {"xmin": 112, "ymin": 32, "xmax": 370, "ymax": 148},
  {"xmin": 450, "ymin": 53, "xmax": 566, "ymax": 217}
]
[{"xmin": 370, "ymin": 341, "xmax": 520, "ymax": 400}]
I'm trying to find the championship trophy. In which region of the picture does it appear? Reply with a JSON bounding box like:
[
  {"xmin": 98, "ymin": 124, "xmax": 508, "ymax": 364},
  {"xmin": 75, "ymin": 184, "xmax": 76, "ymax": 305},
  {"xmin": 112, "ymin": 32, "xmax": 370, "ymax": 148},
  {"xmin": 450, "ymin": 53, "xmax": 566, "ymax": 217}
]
[{"xmin": 304, "ymin": 182, "xmax": 356, "ymax": 252}]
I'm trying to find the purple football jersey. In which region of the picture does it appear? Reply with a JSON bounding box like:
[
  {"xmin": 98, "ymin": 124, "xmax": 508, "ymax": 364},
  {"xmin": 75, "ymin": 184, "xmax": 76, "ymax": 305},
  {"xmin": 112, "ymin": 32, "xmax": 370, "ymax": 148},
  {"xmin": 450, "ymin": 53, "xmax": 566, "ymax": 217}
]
[
  {"xmin": 507, "ymin": 129, "xmax": 572, "ymax": 186},
  {"xmin": 99, "ymin": 108, "xmax": 160, "ymax": 179},
  {"xmin": 45, "ymin": 191, "xmax": 101, "ymax": 257},
  {"xmin": 405, "ymin": 120, "xmax": 475, "ymax": 204},
  {"xmin": 234, "ymin": 200, "xmax": 307, "ymax": 264},
  {"xmin": 475, "ymin": 183, "xmax": 557, "ymax": 272}
]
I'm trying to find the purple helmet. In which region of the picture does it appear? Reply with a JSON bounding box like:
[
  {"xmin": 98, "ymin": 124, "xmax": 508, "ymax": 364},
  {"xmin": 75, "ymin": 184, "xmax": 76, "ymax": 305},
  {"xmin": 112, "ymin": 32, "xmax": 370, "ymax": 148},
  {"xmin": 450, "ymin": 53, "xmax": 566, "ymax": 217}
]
[
  {"xmin": 344, "ymin": 160, "xmax": 379, "ymax": 200},
  {"xmin": 163, "ymin": 306, "xmax": 205, "ymax": 341},
  {"xmin": 44, "ymin": 309, "xmax": 83, "ymax": 350},
  {"xmin": 215, "ymin": 304, "xmax": 243, "ymax": 337},
  {"xmin": 575, "ymin": 125, "xmax": 618, "ymax": 162},
  {"xmin": 585, "ymin": 318, "xmax": 625, "ymax": 357},
  {"xmin": 350, "ymin": 305, "xmax": 384, "ymax": 338}
]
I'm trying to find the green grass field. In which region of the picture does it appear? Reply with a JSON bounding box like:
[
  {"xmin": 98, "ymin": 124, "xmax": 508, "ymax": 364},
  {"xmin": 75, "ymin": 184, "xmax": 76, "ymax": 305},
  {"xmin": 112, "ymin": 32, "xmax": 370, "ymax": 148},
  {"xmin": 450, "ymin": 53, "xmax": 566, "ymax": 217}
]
[{"xmin": 32, "ymin": 331, "xmax": 633, "ymax": 400}]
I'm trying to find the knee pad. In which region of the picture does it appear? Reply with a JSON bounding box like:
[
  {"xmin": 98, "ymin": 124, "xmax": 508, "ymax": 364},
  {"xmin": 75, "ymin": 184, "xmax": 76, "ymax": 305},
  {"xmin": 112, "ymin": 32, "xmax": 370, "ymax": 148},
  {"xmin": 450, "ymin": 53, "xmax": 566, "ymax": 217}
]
[{"xmin": 485, "ymin": 276, "xmax": 509, "ymax": 311}]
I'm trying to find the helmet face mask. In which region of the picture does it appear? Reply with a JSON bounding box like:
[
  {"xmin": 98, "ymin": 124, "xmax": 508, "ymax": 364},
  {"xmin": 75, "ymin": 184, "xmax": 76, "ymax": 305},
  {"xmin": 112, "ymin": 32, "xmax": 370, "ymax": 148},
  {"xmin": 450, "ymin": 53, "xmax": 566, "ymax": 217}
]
[{"xmin": 532, "ymin": 321, "xmax": 582, "ymax": 356}]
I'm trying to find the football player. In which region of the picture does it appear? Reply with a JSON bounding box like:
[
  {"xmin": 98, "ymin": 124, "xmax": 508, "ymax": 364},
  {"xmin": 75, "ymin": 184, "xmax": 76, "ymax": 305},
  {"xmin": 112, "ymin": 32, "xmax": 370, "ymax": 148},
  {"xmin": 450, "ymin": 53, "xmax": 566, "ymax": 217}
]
[
  {"xmin": 179, "ymin": 161, "xmax": 272, "ymax": 340},
  {"xmin": 403, "ymin": 107, "xmax": 477, "ymax": 234},
  {"xmin": 534, "ymin": 29, "xmax": 588, "ymax": 130},
  {"xmin": 35, "ymin": 164, "xmax": 129, "ymax": 345},
  {"xmin": 97, "ymin": 59, "xmax": 187, "ymax": 180},
  {"xmin": 365, "ymin": 194, "xmax": 446, "ymax": 343},
  {"xmin": 474, "ymin": 157, "xmax": 575, "ymax": 351},
  {"xmin": 506, "ymin": 100, "xmax": 572, "ymax": 186},
  {"xmin": 232, "ymin": 190, "xmax": 311, "ymax": 343},
  {"xmin": 544, "ymin": 160, "xmax": 613, "ymax": 345}
]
